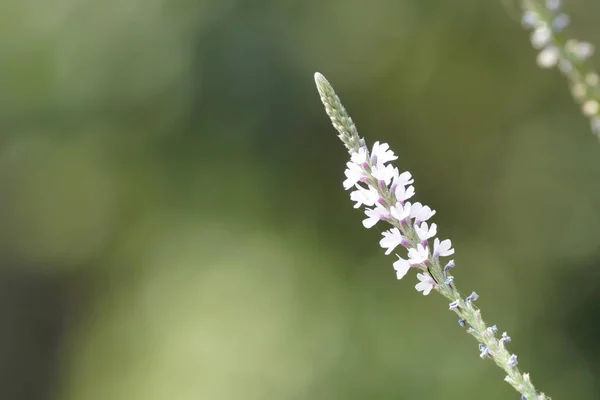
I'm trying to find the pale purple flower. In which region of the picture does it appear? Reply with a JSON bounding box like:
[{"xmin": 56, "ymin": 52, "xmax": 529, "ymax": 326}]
[
  {"xmin": 350, "ymin": 147, "xmax": 369, "ymax": 165},
  {"xmin": 393, "ymin": 256, "xmax": 411, "ymax": 280},
  {"xmin": 390, "ymin": 202, "xmax": 411, "ymax": 222},
  {"xmin": 371, "ymin": 141, "xmax": 397, "ymax": 164},
  {"xmin": 415, "ymin": 222, "xmax": 437, "ymax": 242},
  {"xmin": 380, "ymin": 228, "xmax": 405, "ymax": 255},
  {"xmin": 531, "ymin": 25, "xmax": 552, "ymax": 49},
  {"xmin": 433, "ymin": 238, "xmax": 454, "ymax": 257},
  {"xmin": 343, "ymin": 162, "xmax": 365, "ymax": 190},
  {"xmin": 408, "ymin": 244, "xmax": 429, "ymax": 265},
  {"xmin": 415, "ymin": 273, "xmax": 436, "ymax": 295},
  {"xmin": 371, "ymin": 163, "xmax": 396, "ymax": 185},
  {"xmin": 350, "ymin": 185, "xmax": 379, "ymax": 208},
  {"xmin": 411, "ymin": 202, "xmax": 436, "ymax": 223},
  {"xmin": 395, "ymin": 184, "xmax": 415, "ymax": 203},
  {"xmin": 362, "ymin": 206, "xmax": 389, "ymax": 229},
  {"xmin": 391, "ymin": 170, "xmax": 414, "ymax": 190}
]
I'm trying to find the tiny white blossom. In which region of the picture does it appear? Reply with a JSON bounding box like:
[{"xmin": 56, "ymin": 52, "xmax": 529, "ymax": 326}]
[
  {"xmin": 350, "ymin": 147, "xmax": 369, "ymax": 165},
  {"xmin": 537, "ymin": 46, "xmax": 560, "ymax": 68},
  {"xmin": 415, "ymin": 273, "xmax": 436, "ymax": 295},
  {"xmin": 380, "ymin": 228, "xmax": 405, "ymax": 255},
  {"xmin": 582, "ymin": 100, "xmax": 599, "ymax": 117},
  {"xmin": 371, "ymin": 163, "xmax": 396, "ymax": 185},
  {"xmin": 350, "ymin": 185, "xmax": 379, "ymax": 208},
  {"xmin": 362, "ymin": 206, "xmax": 389, "ymax": 229},
  {"xmin": 433, "ymin": 238, "xmax": 455, "ymax": 257},
  {"xmin": 371, "ymin": 141, "xmax": 397, "ymax": 164},
  {"xmin": 393, "ymin": 256, "xmax": 411, "ymax": 280},
  {"xmin": 391, "ymin": 170, "xmax": 414, "ymax": 189},
  {"xmin": 415, "ymin": 222, "xmax": 437, "ymax": 242},
  {"xmin": 343, "ymin": 162, "xmax": 365, "ymax": 190},
  {"xmin": 390, "ymin": 202, "xmax": 411, "ymax": 222},
  {"xmin": 531, "ymin": 25, "xmax": 552, "ymax": 49},
  {"xmin": 410, "ymin": 202, "xmax": 436, "ymax": 223},
  {"xmin": 395, "ymin": 184, "xmax": 415, "ymax": 203},
  {"xmin": 408, "ymin": 244, "xmax": 429, "ymax": 265}
]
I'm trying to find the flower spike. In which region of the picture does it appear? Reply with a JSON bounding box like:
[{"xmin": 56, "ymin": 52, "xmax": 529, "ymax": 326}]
[{"xmin": 314, "ymin": 72, "xmax": 546, "ymax": 399}]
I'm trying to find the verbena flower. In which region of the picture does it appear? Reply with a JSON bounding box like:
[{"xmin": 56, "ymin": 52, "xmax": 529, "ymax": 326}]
[
  {"xmin": 314, "ymin": 72, "xmax": 550, "ymax": 399},
  {"xmin": 520, "ymin": 0, "xmax": 600, "ymax": 138}
]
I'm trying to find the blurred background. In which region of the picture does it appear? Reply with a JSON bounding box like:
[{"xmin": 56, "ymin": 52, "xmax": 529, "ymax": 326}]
[{"xmin": 1, "ymin": 0, "xmax": 600, "ymax": 399}]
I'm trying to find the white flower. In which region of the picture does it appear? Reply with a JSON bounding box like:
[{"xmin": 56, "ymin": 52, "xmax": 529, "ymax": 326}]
[
  {"xmin": 371, "ymin": 141, "xmax": 397, "ymax": 164},
  {"xmin": 410, "ymin": 202, "xmax": 436, "ymax": 223},
  {"xmin": 393, "ymin": 256, "xmax": 411, "ymax": 280},
  {"xmin": 415, "ymin": 222, "xmax": 437, "ymax": 242},
  {"xmin": 408, "ymin": 244, "xmax": 429, "ymax": 265},
  {"xmin": 362, "ymin": 206, "xmax": 389, "ymax": 229},
  {"xmin": 395, "ymin": 184, "xmax": 415, "ymax": 203},
  {"xmin": 350, "ymin": 147, "xmax": 369, "ymax": 165},
  {"xmin": 537, "ymin": 46, "xmax": 560, "ymax": 68},
  {"xmin": 390, "ymin": 202, "xmax": 411, "ymax": 222},
  {"xmin": 391, "ymin": 170, "xmax": 414, "ymax": 189},
  {"xmin": 415, "ymin": 273, "xmax": 435, "ymax": 295},
  {"xmin": 531, "ymin": 25, "xmax": 551, "ymax": 49},
  {"xmin": 380, "ymin": 228, "xmax": 405, "ymax": 255},
  {"xmin": 343, "ymin": 162, "xmax": 365, "ymax": 190},
  {"xmin": 582, "ymin": 100, "xmax": 599, "ymax": 117},
  {"xmin": 350, "ymin": 185, "xmax": 379, "ymax": 208},
  {"xmin": 433, "ymin": 238, "xmax": 454, "ymax": 257},
  {"xmin": 371, "ymin": 163, "xmax": 396, "ymax": 185}
]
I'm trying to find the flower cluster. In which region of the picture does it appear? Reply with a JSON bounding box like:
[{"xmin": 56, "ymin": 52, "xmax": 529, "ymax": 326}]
[
  {"xmin": 314, "ymin": 72, "xmax": 549, "ymax": 399},
  {"xmin": 521, "ymin": 0, "xmax": 600, "ymax": 136},
  {"xmin": 342, "ymin": 141, "xmax": 454, "ymax": 295}
]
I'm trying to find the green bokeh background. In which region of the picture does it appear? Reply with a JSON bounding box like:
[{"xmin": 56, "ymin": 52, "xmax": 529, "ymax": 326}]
[{"xmin": 1, "ymin": 0, "xmax": 600, "ymax": 399}]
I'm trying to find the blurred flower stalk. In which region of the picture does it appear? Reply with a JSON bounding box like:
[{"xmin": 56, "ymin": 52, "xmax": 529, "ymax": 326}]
[
  {"xmin": 314, "ymin": 72, "xmax": 550, "ymax": 400},
  {"xmin": 520, "ymin": 0, "xmax": 600, "ymax": 137}
]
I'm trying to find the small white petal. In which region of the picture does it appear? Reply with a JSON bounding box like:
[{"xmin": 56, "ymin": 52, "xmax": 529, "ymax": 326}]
[
  {"xmin": 415, "ymin": 222, "xmax": 437, "ymax": 242},
  {"xmin": 380, "ymin": 228, "xmax": 404, "ymax": 255},
  {"xmin": 408, "ymin": 244, "xmax": 429, "ymax": 265},
  {"xmin": 393, "ymin": 256, "xmax": 411, "ymax": 280},
  {"xmin": 531, "ymin": 26, "xmax": 552, "ymax": 49},
  {"xmin": 582, "ymin": 100, "xmax": 599, "ymax": 117},
  {"xmin": 362, "ymin": 206, "xmax": 389, "ymax": 229},
  {"xmin": 395, "ymin": 184, "xmax": 415, "ymax": 202},
  {"xmin": 411, "ymin": 202, "xmax": 436, "ymax": 223},
  {"xmin": 350, "ymin": 185, "xmax": 379, "ymax": 208},
  {"xmin": 537, "ymin": 46, "xmax": 560, "ymax": 68},
  {"xmin": 350, "ymin": 147, "xmax": 369, "ymax": 164},
  {"xmin": 433, "ymin": 238, "xmax": 455, "ymax": 257},
  {"xmin": 371, "ymin": 163, "xmax": 396, "ymax": 185},
  {"xmin": 371, "ymin": 141, "xmax": 397, "ymax": 164},
  {"xmin": 390, "ymin": 202, "xmax": 411, "ymax": 222},
  {"xmin": 415, "ymin": 273, "xmax": 435, "ymax": 295},
  {"xmin": 343, "ymin": 162, "xmax": 365, "ymax": 190},
  {"xmin": 391, "ymin": 170, "xmax": 414, "ymax": 188}
]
